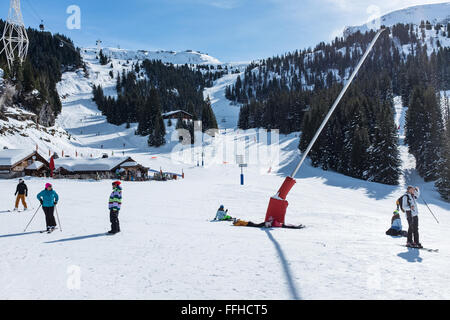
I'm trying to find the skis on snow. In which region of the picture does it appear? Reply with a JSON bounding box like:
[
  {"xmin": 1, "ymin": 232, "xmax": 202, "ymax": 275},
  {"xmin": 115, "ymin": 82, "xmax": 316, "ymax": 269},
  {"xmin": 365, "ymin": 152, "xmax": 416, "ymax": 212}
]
[
  {"xmin": 0, "ymin": 208, "xmax": 33, "ymax": 214},
  {"xmin": 400, "ymin": 245, "xmax": 438, "ymax": 253},
  {"xmin": 40, "ymin": 228, "xmax": 58, "ymax": 234}
]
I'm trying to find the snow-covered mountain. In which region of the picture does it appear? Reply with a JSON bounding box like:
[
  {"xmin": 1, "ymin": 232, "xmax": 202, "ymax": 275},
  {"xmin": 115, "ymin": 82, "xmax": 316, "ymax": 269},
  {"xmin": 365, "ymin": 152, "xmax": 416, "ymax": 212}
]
[
  {"xmin": 1, "ymin": 4, "xmax": 450, "ymax": 300},
  {"xmin": 344, "ymin": 2, "xmax": 450, "ymax": 37},
  {"xmin": 97, "ymin": 47, "xmax": 222, "ymax": 65}
]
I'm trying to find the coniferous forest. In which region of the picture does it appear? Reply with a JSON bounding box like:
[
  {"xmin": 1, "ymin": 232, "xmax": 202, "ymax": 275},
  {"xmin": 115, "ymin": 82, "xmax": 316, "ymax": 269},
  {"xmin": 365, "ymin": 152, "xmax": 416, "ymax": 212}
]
[
  {"xmin": 92, "ymin": 59, "xmax": 220, "ymax": 147},
  {"xmin": 0, "ymin": 19, "xmax": 83, "ymax": 126},
  {"xmin": 230, "ymin": 23, "xmax": 450, "ymax": 195}
]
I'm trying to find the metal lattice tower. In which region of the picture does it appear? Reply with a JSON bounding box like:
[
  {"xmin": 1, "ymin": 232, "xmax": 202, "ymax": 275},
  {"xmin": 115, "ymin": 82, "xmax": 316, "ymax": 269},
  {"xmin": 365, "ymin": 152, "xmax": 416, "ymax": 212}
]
[{"xmin": 0, "ymin": 0, "xmax": 29, "ymax": 70}]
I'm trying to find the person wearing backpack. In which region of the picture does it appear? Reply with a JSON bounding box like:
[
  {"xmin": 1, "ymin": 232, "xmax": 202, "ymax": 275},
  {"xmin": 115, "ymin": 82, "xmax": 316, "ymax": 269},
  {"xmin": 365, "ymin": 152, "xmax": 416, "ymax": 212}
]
[{"xmin": 399, "ymin": 186, "xmax": 422, "ymax": 248}]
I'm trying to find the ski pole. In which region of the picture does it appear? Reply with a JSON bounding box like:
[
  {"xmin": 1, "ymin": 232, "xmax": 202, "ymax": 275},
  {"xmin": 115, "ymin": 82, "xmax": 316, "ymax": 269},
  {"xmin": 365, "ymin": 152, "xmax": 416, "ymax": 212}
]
[
  {"xmin": 420, "ymin": 195, "xmax": 439, "ymax": 224},
  {"xmin": 23, "ymin": 204, "xmax": 42, "ymax": 232},
  {"xmin": 55, "ymin": 205, "xmax": 62, "ymax": 232}
]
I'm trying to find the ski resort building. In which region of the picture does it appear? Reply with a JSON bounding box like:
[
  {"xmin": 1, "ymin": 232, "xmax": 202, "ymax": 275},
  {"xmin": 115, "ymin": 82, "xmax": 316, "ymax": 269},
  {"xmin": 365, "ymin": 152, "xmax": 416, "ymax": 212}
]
[
  {"xmin": 148, "ymin": 169, "xmax": 183, "ymax": 181},
  {"xmin": 54, "ymin": 156, "xmax": 149, "ymax": 181},
  {"xmin": 162, "ymin": 110, "xmax": 194, "ymax": 121},
  {"xmin": 0, "ymin": 149, "xmax": 50, "ymax": 179}
]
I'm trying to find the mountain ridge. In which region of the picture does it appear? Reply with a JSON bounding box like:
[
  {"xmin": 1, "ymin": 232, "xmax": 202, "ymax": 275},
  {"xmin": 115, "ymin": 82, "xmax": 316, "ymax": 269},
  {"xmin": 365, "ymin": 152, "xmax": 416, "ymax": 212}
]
[{"xmin": 344, "ymin": 2, "xmax": 450, "ymax": 37}]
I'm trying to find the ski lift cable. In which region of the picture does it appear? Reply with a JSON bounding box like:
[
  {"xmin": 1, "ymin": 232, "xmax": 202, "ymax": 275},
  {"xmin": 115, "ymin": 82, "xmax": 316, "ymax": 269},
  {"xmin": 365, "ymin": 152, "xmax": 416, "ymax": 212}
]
[
  {"xmin": 22, "ymin": 0, "xmax": 77, "ymax": 52},
  {"xmin": 24, "ymin": 0, "xmax": 43, "ymax": 22}
]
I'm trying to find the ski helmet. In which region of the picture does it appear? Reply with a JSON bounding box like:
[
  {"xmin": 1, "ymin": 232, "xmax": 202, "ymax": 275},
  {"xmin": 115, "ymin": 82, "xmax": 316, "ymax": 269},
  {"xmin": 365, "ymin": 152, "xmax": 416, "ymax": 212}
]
[
  {"xmin": 112, "ymin": 181, "xmax": 121, "ymax": 186},
  {"xmin": 45, "ymin": 183, "xmax": 52, "ymax": 189},
  {"xmin": 393, "ymin": 210, "xmax": 400, "ymax": 215}
]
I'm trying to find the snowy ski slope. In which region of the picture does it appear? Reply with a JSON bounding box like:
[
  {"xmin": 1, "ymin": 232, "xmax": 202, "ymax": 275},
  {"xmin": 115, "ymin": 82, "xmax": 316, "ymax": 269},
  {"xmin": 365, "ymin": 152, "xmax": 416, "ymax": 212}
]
[{"xmin": 1, "ymin": 46, "xmax": 450, "ymax": 299}]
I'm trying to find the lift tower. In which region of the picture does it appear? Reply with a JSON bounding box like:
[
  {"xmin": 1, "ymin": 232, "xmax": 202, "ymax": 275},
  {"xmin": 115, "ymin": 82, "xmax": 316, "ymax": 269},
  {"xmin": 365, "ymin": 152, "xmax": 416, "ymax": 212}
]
[{"xmin": 0, "ymin": 0, "xmax": 29, "ymax": 70}]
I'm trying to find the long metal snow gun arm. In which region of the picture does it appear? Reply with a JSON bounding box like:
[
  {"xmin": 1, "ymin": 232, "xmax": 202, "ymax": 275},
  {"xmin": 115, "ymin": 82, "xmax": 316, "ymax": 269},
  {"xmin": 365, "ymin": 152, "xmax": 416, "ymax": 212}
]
[
  {"xmin": 290, "ymin": 28, "xmax": 386, "ymax": 178},
  {"xmin": 264, "ymin": 28, "xmax": 386, "ymax": 224}
]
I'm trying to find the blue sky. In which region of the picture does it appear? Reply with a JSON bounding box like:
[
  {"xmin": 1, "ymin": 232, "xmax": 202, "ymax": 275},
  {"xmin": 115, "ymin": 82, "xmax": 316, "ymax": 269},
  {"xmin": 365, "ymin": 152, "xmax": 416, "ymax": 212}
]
[{"xmin": 0, "ymin": 0, "xmax": 448, "ymax": 62}]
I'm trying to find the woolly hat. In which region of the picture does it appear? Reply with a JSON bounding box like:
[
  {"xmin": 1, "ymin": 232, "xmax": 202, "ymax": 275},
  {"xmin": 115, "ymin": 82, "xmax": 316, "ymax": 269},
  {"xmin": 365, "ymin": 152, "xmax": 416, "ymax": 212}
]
[{"xmin": 45, "ymin": 183, "xmax": 52, "ymax": 189}]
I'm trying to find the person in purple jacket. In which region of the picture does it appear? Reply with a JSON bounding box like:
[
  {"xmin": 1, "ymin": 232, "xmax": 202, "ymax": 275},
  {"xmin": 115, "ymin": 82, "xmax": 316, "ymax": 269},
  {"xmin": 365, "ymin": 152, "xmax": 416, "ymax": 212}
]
[{"xmin": 108, "ymin": 181, "xmax": 122, "ymax": 235}]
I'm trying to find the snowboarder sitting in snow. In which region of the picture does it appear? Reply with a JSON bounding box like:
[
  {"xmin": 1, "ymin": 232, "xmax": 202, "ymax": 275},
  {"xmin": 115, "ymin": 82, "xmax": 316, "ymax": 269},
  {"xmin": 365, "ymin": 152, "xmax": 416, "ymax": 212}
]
[
  {"xmin": 233, "ymin": 217, "xmax": 304, "ymax": 229},
  {"xmin": 36, "ymin": 183, "xmax": 59, "ymax": 232},
  {"xmin": 214, "ymin": 205, "xmax": 233, "ymax": 221},
  {"xmin": 385, "ymin": 210, "xmax": 407, "ymax": 237},
  {"xmin": 108, "ymin": 181, "xmax": 122, "ymax": 235}
]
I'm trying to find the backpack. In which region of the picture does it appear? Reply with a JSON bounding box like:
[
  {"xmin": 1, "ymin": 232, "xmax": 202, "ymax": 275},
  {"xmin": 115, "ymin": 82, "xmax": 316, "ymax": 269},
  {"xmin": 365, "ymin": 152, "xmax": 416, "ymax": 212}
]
[{"xmin": 396, "ymin": 194, "xmax": 411, "ymax": 212}]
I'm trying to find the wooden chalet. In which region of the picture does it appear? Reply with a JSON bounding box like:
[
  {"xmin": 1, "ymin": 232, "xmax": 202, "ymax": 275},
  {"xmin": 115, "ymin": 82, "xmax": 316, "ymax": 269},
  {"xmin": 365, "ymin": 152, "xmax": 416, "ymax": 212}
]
[
  {"xmin": 162, "ymin": 110, "xmax": 194, "ymax": 121},
  {"xmin": 0, "ymin": 149, "xmax": 50, "ymax": 179},
  {"xmin": 54, "ymin": 156, "xmax": 149, "ymax": 181}
]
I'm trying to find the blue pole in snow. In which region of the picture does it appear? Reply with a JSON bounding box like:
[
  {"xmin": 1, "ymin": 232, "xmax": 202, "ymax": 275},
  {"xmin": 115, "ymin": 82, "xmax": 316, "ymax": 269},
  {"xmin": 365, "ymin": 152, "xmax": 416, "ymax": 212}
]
[{"xmin": 240, "ymin": 167, "xmax": 244, "ymax": 185}]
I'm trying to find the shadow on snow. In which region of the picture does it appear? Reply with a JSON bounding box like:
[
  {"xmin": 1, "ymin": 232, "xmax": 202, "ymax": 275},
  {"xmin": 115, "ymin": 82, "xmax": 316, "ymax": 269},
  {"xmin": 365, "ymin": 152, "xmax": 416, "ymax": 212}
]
[
  {"xmin": 44, "ymin": 233, "xmax": 109, "ymax": 244},
  {"xmin": 263, "ymin": 229, "xmax": 301, "ymax": 300},
  {"xmin": 397, "ymin": 248, "xmax": 423, "ymax": 263}
]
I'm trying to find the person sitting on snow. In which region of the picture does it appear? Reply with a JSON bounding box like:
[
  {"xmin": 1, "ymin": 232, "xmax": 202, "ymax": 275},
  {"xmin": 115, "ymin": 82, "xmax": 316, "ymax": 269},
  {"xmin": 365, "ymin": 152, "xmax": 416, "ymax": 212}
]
[
  {"xmin": 386, "ymin": 210, "xmax": 407, "ymax": 237},
  {"xmin": 233, "ymin": 217, "xmax": 304, "ymax": 229},
  {"xmin": 214, "ymin": 205, "xmax": 233, "ymax": 221}
]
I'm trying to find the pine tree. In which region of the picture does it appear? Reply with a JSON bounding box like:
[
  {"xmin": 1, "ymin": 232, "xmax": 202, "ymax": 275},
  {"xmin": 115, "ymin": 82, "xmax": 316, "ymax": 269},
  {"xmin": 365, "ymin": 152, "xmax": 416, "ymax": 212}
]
[
  {"xmin": 99, "ymin": 50, "xmax": 108, "ymax": 65},
  {"xmin": 201, "ymin": 96, "xmax": 218, "ymax": 133},
  {"xmin": 436, "ymin": 100, "xmax": 450, "ymax": 200},
  {"xmin": 148, "ymin": 107, "xmax": 166, "ymax": 147},
  {"xmin": 406, "ymin": 86, "xmax": 444, "ymax": 181},
  {"xmin": 367, "ymin": 101, "xmax": 401, "ymax": 185}
]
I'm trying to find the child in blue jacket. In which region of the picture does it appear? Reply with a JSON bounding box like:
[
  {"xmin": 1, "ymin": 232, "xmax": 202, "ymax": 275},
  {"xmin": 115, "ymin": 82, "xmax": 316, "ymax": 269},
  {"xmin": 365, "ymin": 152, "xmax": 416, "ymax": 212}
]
[{"xmin": 386, "ymin": 210, "xmax": 407, "ymax": 237}]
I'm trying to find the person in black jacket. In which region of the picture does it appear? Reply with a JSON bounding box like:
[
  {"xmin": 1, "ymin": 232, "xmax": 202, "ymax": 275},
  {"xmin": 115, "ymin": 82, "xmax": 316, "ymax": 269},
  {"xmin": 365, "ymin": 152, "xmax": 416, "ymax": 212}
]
[{"xmin": 14, "ymin": 178, "xmax": 28, "ymax": 211}]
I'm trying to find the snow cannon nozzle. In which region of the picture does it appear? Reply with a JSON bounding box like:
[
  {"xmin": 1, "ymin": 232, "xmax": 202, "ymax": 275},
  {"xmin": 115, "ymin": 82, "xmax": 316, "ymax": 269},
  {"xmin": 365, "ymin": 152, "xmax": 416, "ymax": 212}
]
[
  {"xmin": 277, "ymin": 177, "xmax": 296, "ymax": 200},
  {"xmin": 264, "ymin": 177, "xmax": 296, "ymax": 224}
]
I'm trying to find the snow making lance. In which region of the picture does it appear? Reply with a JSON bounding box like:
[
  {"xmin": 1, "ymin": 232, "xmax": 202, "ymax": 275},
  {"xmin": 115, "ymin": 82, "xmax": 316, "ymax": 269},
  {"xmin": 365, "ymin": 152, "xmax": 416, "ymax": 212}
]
[{"xmin": 264, "ymin": 28, "xmax": 386, "ymax": 223}]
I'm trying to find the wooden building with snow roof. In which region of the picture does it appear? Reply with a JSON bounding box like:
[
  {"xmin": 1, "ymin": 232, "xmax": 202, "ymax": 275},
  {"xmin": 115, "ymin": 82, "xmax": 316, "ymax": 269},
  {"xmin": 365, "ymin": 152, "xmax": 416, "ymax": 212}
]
[
  {"xmin": 0, "ymin": 149, "xmax": 50, "ymax": 179},
  {"xmin": 54, "ymin": 156, "xmax": 149, "ymax": 180}
]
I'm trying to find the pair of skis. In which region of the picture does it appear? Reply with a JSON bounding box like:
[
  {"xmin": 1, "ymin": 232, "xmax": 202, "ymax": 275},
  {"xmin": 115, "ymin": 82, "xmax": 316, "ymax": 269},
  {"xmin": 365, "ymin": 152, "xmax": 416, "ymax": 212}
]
[
  {"xmin": 0, "ymin": 208, "xmax": 33, "ymax": 213},
  {"xmin": 39, "ymin": 227, "xmax": 58, "ymax": 234},
  {"xmin": 400, "ymin": 245, "xmax": 439, "ymax": 253}
]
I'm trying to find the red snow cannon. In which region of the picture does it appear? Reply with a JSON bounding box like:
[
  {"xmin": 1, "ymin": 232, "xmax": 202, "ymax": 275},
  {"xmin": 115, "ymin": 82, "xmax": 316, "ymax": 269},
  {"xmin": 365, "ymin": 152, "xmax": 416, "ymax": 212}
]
[{"xmin": 264, "ymin": 177, "xmax": 296, "ymax": 224}]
